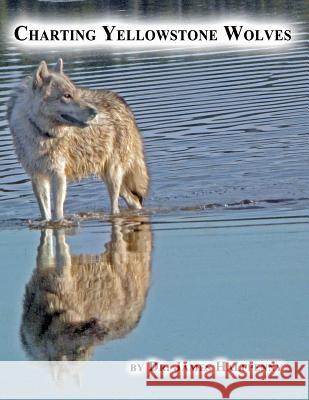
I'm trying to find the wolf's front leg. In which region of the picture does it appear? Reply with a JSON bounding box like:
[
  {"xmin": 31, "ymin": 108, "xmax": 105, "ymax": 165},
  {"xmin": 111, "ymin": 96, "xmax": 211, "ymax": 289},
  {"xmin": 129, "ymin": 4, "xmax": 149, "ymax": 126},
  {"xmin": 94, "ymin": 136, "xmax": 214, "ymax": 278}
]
[
  {"xmin": 32, "ymin": 175, "xmax": 51, "ymax": 220},
  {"xmin": 52, "ymin": 173, "xmax": 67, "ymax": 221},
  {"xmin": 54, "ymin": 230, "xmax": 71, "ymax": 277},
  {"xmin": 36, "ymin": 229, "xmax": 54, "ymax": 269}
]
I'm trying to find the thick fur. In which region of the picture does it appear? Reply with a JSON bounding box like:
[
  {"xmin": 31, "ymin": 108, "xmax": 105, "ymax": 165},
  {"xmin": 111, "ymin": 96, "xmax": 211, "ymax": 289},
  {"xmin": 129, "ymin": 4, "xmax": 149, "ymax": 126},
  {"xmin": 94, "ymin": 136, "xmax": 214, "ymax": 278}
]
[
  {"xmin": 20, "ymin": 218, "xmax": 152, "ymax": 361},
  {"xmin": 7, "ymin": 59, "xmax": 149, "ymax": 219}
]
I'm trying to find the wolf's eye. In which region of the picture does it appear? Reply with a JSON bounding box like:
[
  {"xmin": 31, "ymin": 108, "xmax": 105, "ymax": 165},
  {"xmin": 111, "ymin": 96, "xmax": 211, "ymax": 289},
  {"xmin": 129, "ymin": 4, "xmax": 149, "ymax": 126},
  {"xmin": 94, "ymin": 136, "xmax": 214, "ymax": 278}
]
[{"xmin": 63, "ymin": 93, "xmax": 72, "ymax": 99}]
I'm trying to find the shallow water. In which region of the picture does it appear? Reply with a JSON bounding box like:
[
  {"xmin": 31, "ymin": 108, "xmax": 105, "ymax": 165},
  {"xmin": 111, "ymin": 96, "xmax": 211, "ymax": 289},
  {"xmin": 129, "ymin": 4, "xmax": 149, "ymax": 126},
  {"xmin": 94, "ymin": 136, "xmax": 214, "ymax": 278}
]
[{"xmin": 0, "ymin": 1, "xmax": 308, "ymax": 362}]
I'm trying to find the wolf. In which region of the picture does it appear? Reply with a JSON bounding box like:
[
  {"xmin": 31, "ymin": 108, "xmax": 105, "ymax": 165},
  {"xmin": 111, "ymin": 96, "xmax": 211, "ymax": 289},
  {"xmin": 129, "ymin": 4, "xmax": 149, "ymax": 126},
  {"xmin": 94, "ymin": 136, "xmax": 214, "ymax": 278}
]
[
  {"xmin": 7, "ymin": 59, "xmax": 149, "ymax": 220},
  {"xmin": 20, "ymin": 218, "xmax": 152, "ymax": 361}
]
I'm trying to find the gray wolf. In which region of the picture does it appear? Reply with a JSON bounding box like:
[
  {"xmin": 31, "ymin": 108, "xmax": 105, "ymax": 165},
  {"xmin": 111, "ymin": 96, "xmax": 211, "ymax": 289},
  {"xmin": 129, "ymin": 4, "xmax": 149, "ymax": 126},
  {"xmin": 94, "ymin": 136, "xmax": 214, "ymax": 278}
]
[
  {"xmin": 7, "ymin": 59, "xmax": 149, "ymax": 220},
  {"xmin": 20, "ymin": 218, "xmax": 152, "ymax": 361}
]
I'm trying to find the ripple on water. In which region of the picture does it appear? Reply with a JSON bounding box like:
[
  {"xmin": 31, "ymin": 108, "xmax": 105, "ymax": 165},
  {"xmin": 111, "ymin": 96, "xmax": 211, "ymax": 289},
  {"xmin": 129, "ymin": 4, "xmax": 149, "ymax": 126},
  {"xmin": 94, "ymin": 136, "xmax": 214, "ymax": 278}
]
[{"xmin": 0, "ymin": 22, "xmax": 308, "ymax": 224}]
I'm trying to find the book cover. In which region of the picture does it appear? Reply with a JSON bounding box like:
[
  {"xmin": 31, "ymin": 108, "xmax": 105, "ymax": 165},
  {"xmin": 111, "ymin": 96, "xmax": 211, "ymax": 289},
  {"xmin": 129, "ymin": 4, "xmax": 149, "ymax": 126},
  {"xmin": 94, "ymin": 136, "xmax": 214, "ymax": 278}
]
[{"xmin": 0, "ymin": 1, "xmax": 307, "ymax": 399}]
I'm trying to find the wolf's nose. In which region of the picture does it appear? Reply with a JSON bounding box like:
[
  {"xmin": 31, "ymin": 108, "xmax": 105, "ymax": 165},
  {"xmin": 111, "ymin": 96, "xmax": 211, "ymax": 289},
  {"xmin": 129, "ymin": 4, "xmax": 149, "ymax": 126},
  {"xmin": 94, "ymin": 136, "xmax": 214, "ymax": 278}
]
[{"xmin": 88, "ymin": 107, "xmax": 97, "ymax": 118}]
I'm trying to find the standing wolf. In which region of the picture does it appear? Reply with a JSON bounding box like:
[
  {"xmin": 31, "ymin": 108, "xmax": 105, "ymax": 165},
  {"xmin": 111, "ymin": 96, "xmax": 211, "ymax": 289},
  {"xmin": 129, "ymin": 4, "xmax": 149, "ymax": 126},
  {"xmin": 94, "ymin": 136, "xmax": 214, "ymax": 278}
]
[{"xmin": 7, "ymin": 59, "xmax": 149, "ymax": 220}]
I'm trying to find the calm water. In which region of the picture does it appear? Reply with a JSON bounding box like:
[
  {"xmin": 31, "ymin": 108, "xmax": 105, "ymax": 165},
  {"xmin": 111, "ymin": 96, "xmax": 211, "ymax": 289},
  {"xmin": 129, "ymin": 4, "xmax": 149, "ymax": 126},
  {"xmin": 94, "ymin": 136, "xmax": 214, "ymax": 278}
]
[
  {"xmin": 0, "ymin": 0, "xmax": 308, "ymax": 362},
  {"xmin": 0, "ymin": 212, "xmax": 308, "ymax": 361}
]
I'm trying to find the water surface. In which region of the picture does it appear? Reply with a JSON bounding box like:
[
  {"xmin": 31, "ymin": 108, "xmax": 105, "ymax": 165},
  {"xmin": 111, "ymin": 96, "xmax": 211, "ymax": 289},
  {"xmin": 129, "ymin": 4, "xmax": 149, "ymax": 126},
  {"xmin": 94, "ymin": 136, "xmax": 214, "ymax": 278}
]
[
  {"xmin": 0, "ymin": 1, "xmax": 308, "ymax": 220},
  {"xmin": 0, "ymin": 211, "xmax": 308, "ymax": 361}
]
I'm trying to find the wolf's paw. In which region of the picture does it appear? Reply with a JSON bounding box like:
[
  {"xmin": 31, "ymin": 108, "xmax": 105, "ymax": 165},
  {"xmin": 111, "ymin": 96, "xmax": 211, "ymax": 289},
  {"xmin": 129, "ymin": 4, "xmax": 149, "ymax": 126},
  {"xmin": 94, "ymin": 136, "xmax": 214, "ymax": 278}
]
[
  {"xmin": 28, "ymin": 216, "xmax": 80, "ymax": 229},
  {"xmin": 28, "ymin": 219, "xmax": 52, "ymax": 229},
  {"xmin": 50, "ymin": 216, "xmax": 80, "ymax": 228}
]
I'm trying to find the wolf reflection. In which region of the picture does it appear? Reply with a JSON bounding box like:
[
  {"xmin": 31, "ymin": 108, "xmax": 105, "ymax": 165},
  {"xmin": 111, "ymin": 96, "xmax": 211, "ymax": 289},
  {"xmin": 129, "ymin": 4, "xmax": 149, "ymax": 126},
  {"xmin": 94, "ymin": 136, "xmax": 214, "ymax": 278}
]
[{"xmin": 20, "ymin": 218, "xmax": 152, "ymax": 361}]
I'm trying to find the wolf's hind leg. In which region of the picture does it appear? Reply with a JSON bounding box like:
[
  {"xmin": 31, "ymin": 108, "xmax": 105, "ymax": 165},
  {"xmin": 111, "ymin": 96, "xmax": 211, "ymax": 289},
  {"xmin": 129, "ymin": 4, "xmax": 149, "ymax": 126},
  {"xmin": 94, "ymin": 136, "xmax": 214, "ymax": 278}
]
[
  {"xmin": 110, "ymin": 221, "xmax": 128, "ymax": 268},
  {"xmin": 105, "ymin": 165, "xmax": 123, "ymax": 214},
  {"xmin": 32, "ymin": 175, "xmax": 51, "ymax": 220}
]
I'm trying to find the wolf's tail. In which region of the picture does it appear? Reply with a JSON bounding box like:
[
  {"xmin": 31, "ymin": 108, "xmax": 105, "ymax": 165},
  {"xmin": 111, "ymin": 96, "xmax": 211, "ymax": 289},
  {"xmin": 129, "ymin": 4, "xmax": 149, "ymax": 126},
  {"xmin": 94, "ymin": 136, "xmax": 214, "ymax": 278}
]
[{"xmin": 123, "ymin": 158, "xmax": 149, "ymax": 207}]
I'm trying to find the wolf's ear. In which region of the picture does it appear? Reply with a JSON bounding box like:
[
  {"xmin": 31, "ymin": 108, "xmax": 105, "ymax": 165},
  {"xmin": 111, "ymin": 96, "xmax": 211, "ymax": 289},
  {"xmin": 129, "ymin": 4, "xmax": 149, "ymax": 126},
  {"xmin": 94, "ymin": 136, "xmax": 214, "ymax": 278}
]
[
  {"xmin": 54, "ymin": 58, "xmax": 64, "ymax": 74},
  {"xmin": 33, "ymin": 61, "xmax": 50, "ymax": 90}
]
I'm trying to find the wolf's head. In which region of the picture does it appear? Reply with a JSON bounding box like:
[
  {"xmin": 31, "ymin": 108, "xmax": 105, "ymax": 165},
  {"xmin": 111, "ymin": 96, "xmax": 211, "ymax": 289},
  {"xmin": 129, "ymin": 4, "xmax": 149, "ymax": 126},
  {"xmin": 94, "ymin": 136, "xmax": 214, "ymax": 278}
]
[
  {"xmin": 31, "ymin": 59, "xmax": 97, "ymax": 130},
  {"xmin": 21, "ymin": 311, "xmax": 107, "ymax": 361}
]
